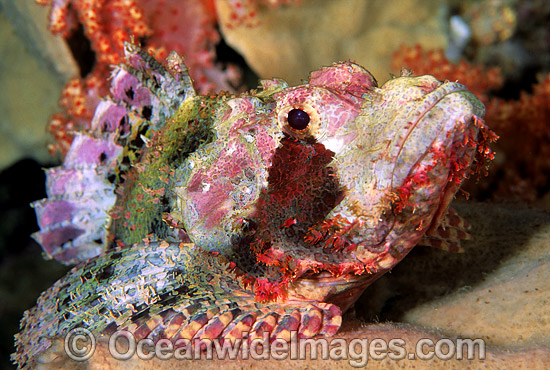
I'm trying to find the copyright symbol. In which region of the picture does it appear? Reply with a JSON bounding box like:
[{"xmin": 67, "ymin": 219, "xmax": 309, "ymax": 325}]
[{"xmin": 64, "ymin": 327, "xmax": 96, "ymax": 361}]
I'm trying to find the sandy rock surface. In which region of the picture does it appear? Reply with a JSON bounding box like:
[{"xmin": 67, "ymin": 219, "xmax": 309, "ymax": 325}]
[
  {"xmin": 358, "ymin": 202, "xmax": 550, "ymax": 351},
  {"xmin": 36, "ymin": 323, "xmax": 549, "ymax": 370}
]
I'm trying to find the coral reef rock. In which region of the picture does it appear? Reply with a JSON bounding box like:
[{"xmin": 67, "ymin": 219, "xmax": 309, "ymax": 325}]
[
  {"xmin": 216, "ymin": 0, "xmax": 447, "ymax": 85},
  {"xmin": 0, "ymin": 0, "xmax": 77, "ymax": 169}
]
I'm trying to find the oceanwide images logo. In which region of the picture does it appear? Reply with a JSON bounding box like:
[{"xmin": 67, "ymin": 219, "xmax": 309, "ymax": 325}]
[{"xmin": 64, "ymin": 328, "xmax": 486, "ymax": 366}]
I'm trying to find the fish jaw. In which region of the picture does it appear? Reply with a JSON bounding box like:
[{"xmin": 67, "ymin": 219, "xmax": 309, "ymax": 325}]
[
  {"xmin": 286, "ymin": 75, "xmax": 493, "ymax": 307},
  {"xmin": 286, "ymin": 271, "xmax": 385, "ymax": 313},
  {"xmin": 330, "ymin": 75, "xmax": 488, "ymax": 257}
]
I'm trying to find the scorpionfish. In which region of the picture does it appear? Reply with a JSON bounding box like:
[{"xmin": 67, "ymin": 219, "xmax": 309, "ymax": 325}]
[{"xmin": 13, "ymin": 43, "xmax": 496, "ymax": 368}]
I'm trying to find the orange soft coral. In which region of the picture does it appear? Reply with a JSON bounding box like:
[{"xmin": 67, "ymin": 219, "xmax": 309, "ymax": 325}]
[
  {"xmin": 38, "ymin": 0, "xmax": 242, "ymax": 156},
  {"xmin": 392, "ymin": 44, "xmax": 504, "ymax": 101},
  {"xmin": 46, "ymin": 68, "xmax": 108, "ymax": 155},
  {"xmin": 38, "ymin": 0, "xmax": 150, "ymax": 65},
  {"xmin": 485, "ymin": 75, "xmax": 550, "ymax": 202},
  {"xmin": 393, "ymin": 44, "xmax": 550, "ymax": 204}
]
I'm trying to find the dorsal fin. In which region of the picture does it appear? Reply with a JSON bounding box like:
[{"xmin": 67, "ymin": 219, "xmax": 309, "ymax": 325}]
[
  {"xmin": 165, "ymin": 50, "xmax": 196, "ymax": 99},
  {"xmin": 418, "ymin": 207, "xmax": 471, "ymax": 252},
  {"xmin": 123, "ymin": 42, "xmax": 196, "ymax": 110}
]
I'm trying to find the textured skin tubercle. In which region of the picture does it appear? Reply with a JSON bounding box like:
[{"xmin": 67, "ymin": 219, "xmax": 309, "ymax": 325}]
[{"xmin": 13, "ymin": 43, "xmax": 496, "ymax": 368}]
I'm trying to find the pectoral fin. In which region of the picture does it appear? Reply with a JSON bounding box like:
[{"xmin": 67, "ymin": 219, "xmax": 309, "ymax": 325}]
[
  {"xmin": 13, "ymin": 241, "xmax": 341, "ymax": 369},
  {"xmin": 419, "ymin": 207, "xmax": 471, "ymax": 252}
]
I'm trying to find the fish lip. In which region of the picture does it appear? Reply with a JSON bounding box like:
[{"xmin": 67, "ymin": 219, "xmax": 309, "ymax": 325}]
[
  {"xmin": 387, "ymin": 82, "xmax": 482, "ymax": 237},
  {"xmin": 367, "ymin": 82, "xmax": 474, "ymax": 247},
  {"xmin": 321, "ymin": 80, "xmax": 479, "ymax": 262},
  {"xmin": 418, "ymin": 81, "xmax": 470, "ymax": 112},
  {"xmin": 391, "ymin": 81, "xmax": 469, "ymax": 176},
  {"xmin": 296, "ymin": 271, "xmax": 367, "ymax": 285},
  {"xmin": 291, "ymin": 272, "xmax": 382, "ymax": 312}
]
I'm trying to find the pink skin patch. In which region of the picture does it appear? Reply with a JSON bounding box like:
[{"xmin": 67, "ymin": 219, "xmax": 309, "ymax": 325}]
[
  {"xmin": 35, "ymin": 226, "xmax": 85, "ymax": 250},
  {"xmin": 34, "ymin": 200, "xmax": 74, "ymax": 228},
  {"xmin": 309, "ymin": 61, "xmax": 377, "ymax": 98},
  {"xmin": 110, "ymin": 69, "xmax": 152, "ymax": 108},
  {"xmin": 91, "ymin": 101, "xmax": 129, "ymax": 132},
  {"xmin": 64, "ymin": 134, "xmax": 121, "ymax": 166}
]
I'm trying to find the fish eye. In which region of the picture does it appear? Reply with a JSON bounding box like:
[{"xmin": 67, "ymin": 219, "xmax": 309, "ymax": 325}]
[
  {"xmin": 277, "ymin": 101, "xmax": 322, "ymax": 140},
  {"xmin": 287, "ymin": 108, "xmax": 310, "ymax": 130}
]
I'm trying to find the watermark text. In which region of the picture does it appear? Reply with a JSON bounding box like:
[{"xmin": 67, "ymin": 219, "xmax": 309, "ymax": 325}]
[{"xmin": 64, "ymin": 328, "xmax": 486, "ymax": 366}]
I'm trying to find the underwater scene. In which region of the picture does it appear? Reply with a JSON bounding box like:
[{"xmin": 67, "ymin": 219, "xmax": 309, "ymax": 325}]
[{"xmin": 0, "ymin": 0, "xmax": 549, "ymax": 369}]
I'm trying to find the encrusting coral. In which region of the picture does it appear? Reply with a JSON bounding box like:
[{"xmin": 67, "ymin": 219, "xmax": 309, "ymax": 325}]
[{"xmin": 393, "ymin": 44, "xmax": 550, "ymax": 205}]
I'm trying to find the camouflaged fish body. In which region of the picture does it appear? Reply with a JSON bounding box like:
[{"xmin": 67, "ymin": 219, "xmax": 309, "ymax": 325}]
[{"xmin": 14, "ymin": 43, "xmax": 496, "ymax": 368}]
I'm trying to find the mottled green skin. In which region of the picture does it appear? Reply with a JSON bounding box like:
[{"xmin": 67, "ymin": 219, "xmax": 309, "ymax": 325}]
[
  {"xmin": 111, "ymin": 96, "xmax": 219, "ymax": 246},
  {"xmin": 14, "ymin": 241, "xmax": 340, "ymax": 368}
]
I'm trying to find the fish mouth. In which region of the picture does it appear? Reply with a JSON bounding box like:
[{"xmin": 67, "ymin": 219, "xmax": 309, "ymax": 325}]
[
  {"xmin": 280, "ymin": 77, "xmax": 488, "ymax": 310},
  {"xmin": 288, "ymin": 272, "xmax": 382, "ymax": 313},
  {"xmin": 338, "ymin": 77, "xmax": 484, "ymax": 255},
  {"xmin": 390, "ymin": 81, "xmax": 469, "ymax": 179},
  {"xmin": 384, "ymin": 80, "xmax": 483, "ymax": 236}
]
